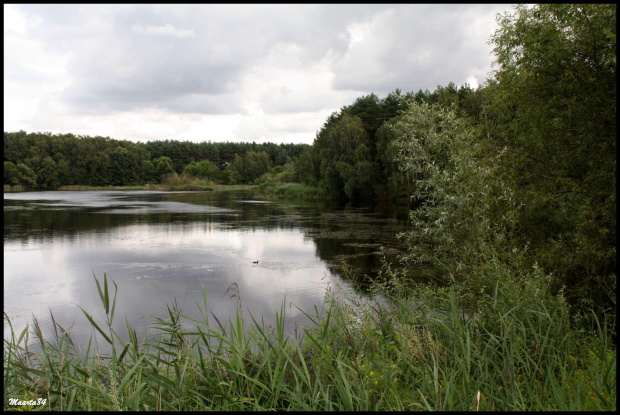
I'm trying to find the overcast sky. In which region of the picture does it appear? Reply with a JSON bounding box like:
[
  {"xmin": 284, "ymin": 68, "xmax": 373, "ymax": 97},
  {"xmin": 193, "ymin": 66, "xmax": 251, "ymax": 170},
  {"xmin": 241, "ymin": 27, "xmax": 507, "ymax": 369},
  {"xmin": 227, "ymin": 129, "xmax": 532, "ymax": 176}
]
[{"xmin": 4, "ymin": 4, "xmax": 514, "ymax": 145}]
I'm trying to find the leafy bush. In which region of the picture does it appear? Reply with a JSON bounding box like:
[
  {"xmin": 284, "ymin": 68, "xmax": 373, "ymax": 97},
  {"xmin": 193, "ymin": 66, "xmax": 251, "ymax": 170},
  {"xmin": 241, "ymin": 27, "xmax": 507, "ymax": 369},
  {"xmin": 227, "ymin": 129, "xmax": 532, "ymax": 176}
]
[{"xmin": 392, "ymin": 102, "xmax": 516, "ymax": 284}]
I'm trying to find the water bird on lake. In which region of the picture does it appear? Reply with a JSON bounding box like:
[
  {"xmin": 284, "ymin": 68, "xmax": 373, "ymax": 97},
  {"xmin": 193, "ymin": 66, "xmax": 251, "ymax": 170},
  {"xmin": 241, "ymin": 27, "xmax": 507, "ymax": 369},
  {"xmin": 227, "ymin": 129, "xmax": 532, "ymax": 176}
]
[{"xmin": 253, "ymin": 260, "xmax": 259, "ymax": 264}]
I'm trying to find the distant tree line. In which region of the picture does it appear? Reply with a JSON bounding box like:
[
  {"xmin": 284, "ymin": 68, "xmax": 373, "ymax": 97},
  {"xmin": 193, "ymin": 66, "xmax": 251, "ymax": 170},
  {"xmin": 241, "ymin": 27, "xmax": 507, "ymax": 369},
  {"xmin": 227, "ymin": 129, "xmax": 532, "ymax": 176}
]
[
  {"xmin": 3, "ymin": 132, "xmax": 308, "ymax": 188},
  {"xmin": 3, "ymin": 83, "xmax": 480, "ymax": 195}
]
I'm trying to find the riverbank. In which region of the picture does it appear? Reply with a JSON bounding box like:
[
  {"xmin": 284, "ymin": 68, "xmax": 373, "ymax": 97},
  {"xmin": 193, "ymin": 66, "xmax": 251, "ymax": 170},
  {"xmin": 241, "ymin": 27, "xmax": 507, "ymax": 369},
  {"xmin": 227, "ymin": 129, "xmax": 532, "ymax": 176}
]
[{"xmin": 4, "ymin": 267, "xmax": 615, "ymax": 411}]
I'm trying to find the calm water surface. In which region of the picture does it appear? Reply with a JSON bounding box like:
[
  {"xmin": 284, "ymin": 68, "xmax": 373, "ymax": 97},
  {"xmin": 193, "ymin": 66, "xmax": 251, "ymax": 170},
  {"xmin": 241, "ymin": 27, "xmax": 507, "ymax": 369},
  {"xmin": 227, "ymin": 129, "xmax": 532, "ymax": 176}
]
[{"xmin": 4, "ymin": 190, "xmax": 409, "ymax": 349}]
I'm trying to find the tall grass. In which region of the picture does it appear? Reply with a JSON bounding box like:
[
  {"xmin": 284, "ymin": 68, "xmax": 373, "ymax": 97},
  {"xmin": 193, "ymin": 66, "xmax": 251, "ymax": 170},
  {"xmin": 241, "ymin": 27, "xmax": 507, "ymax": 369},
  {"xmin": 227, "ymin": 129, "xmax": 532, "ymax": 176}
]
[
  {"xmin": 258, "ymin": 181, "xmax": 330, "ymax": 200},
  {"xmin": 161, "ymin": 173, "xmax": 214, "ymax": 191},
  {"xmin": 212, "ymin": 184, "xmax": 258, "ymax": 191},
  {"xmin": 4, "ymin": 269, "xmax": 616, "ymax": 411},
  {"xmin": 4, "ymin": 185, "xmax": 25, "ymax": 192}
]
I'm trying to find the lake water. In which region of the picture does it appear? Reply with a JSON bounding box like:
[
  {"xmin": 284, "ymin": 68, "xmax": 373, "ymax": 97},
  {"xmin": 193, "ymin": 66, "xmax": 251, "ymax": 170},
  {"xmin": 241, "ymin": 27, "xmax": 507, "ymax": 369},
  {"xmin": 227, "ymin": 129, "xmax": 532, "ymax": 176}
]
[{"xmin": 4, "ymin": 190, "xmax": 410, "ymax": 351}]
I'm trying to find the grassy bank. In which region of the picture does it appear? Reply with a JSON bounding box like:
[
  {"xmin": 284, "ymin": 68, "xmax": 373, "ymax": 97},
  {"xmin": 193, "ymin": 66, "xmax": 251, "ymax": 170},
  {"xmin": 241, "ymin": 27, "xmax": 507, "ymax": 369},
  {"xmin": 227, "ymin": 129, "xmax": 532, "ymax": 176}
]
[
  {"xmin": 258, "ymin": 181, "xmax": 330, "ymax": 200},
  {"xmin": 212, "ymin": 184, "xmax": 258, "ymax": 191},
  {"xmin": 4, "ymin": 267, "xmax": 615, "ymax": 411}
]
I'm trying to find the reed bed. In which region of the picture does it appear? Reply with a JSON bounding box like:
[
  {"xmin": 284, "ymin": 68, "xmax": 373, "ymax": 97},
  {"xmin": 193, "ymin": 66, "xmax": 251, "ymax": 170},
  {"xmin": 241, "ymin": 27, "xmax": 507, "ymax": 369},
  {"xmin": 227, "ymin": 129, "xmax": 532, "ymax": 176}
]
[
  {"xmin": 212, "ymin": 184, "xmax": 258, "ymax": 191},
  {"xmin": 4, "ymin": 185, "xmax": 25, "ymax": 192},
  {"xmin": 161, "ymin": 173, "xmax": 214, "ymax": 191},
  {"xmin": 4, "ymin": 266, "xmax": 616, "ymax": 411},
  {"xmin": 258, "ymin": 181, "xmax": 330, "ymax": 200}
]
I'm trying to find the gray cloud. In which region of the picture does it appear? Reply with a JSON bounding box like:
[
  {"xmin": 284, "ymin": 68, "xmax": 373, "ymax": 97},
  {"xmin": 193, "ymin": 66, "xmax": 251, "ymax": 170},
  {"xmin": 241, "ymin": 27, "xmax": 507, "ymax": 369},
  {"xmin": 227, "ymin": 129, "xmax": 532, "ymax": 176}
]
[
  {"xmin": 6, "ymin": 4, "xmax": 514, "ymax": 143},
  {"xmin": 16, "ymin": 4, "xmax": 431, "ymax": 114},
  {"xmin": 331, "ymin": 4, "xmax": 510, "ymax": 94}
]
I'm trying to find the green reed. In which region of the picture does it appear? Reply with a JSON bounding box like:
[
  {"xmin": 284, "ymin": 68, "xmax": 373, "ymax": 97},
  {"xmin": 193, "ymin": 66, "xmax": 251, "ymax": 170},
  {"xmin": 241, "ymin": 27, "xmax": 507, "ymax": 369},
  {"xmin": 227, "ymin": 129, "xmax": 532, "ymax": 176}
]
[
  {"xmin": 258, "ymin": 181, "xmax": 330, "ymax": 200},
  {"xmin": 4, "ymin": 267, "xmax": 616, "ymax": 411},
  {"xmin": 161, "ymin": 172, "xmax": 215, "ymax": 191}
]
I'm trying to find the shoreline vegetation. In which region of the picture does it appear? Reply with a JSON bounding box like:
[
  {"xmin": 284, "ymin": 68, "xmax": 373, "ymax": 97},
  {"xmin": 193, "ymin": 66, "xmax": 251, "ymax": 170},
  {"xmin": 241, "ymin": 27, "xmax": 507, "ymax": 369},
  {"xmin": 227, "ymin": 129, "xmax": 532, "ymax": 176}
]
[
  {"xmin": 4, "ymin": 269, "xmax": 615, "ymax": 411},
  {"xmin": 257, "ymin": 182, "xmax": 330, "ymax": 200},
  {"xmin": 4, "ymin": 181, "xmax": 333, "ymax": 202}
]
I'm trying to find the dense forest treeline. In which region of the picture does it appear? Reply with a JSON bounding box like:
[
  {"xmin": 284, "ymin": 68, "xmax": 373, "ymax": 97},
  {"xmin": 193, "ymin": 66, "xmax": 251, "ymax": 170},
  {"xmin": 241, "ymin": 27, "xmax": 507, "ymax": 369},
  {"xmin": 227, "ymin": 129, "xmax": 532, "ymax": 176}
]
[
  {"xmin": 292, "ymin": 83, "xmax": 484, "ymax": 203},
  {"xmin": 4, "ymin": 133, "xmax": 308, "ymax": 188},
  {"xmin": 3, "ymin": 4, "xmax": 615, "ymax": 329},
  {"xmin": 3, "ymin": 83, "xmax": 480, "ymax": 196}
]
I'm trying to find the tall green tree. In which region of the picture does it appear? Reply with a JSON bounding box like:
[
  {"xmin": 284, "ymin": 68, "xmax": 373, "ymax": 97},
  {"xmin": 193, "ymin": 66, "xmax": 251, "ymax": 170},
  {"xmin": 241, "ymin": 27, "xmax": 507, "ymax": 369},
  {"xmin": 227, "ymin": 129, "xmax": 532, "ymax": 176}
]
[
  {"xmin": 293, "ymin": 147, "xmax": 320, "ymax": 186},
  {"xmin": 231, "ymin": 151, "xmax": 270, "ymax": 183},
  {"xmin": 4, "ymin": 161, "xmax": 20, "ymax": 185},
  {"xmin": 153, "ymin": 156, "xmax": 175, "ymax": 182},
  {"xmin": 488, "ymin": 4, "xmax": 616, "ymax": 317},
  {"xmin": 15, "ymin": 163, "xmax": 37, "ymax": 188},
  {"xmin": 37, "ymin": 156, "xmax": 60, "ymax": 189},
  {"xmin": 220, "ymin": 166, "xmax": 242, "ymax": 185},
  {"xmin": 184, "ymin": 159, "xmax": 219, "ymax": 181}
]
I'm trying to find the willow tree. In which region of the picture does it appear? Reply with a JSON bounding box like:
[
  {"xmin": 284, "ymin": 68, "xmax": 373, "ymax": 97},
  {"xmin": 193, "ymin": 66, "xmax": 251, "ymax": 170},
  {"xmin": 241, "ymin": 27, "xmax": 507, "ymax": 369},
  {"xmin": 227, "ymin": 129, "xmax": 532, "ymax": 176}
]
[{"xmin": 393, "ymin": 102, "xmax": 515, "ymax": 283}]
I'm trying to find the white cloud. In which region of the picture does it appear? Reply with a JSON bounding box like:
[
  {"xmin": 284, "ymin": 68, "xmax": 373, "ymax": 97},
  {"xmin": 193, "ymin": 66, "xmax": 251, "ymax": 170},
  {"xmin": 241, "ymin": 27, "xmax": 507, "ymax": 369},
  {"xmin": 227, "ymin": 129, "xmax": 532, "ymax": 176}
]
[
  {"xmin": 4, "ymin": 4, "xmax": 29, "ymax": 34},
  {"xmin": 132, "ymin": 23, "xmax": 195, "ymax": 38},
  {"xmin": 331, "ymin": 4, "xmax": 509, "ymax": 93},
  {"xmin": 4, "ymin": 5, "xmax": 73, "ymax": 132}
]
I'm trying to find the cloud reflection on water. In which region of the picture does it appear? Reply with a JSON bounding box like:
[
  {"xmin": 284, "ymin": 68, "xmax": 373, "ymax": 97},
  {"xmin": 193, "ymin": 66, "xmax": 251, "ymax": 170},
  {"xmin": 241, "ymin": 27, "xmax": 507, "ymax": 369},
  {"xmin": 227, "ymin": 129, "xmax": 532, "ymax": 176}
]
[{"xmin": 4, "ymin": 193, "xmax": 342, "ymax": 349}]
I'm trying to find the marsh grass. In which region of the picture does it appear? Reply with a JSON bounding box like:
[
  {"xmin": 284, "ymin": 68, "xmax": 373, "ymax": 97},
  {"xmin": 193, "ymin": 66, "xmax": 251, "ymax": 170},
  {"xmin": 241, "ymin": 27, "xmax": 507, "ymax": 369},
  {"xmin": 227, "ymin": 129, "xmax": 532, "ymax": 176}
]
[
  {"xmin": 258, "ymin": 181, "xmax": 330, "ymax": 200},
  {"xmin": 4, "ymin": 185, "xmax": 25, "ymax": 192},
  {"xmin": 212, "ymin": 184, "xmax": 258, "ymax": 191},
  {"xmin": 161, "ymin": 173, "xmax": 215, "ymax": 191},
  {"xmin": 4, "ymin": 268, "xmax": 616, "ymax": 411}
]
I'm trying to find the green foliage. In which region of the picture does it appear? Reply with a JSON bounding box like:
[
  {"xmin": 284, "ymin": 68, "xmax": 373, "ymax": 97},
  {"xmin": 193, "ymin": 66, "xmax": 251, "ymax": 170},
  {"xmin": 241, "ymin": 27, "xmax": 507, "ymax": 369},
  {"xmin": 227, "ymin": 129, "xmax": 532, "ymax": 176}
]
[
  {"xmin": 255, "ymin": 162, "xmax": 296, "ymax": 185},
  {"xmin": 143, "ymin": 139, "xmax": 307, "ymax": 174},
  {"xmin": 3, "ymin": 2, "xmax": 615, "ymax": 411},
  {"xmin": 37, "ymin": 157, "xmax": 59, "ymax": 189},
  {"xmin": 375, "ymin": 119, "xmax": 413, "ymax": 201},
  {"xmin": 373, "ymin": 257, "xmax": 615, "ymax": 411},
  {"xmin": 4, "ymin": 272, "xmax": 615, "ymax": 411},
  {"xmin": 293, "ymin": 148, "xmax": 320, "ymax": 186},
  {"xmin": 161, "ymin": 172, "xmax": 214, "ymax": 191},
  {"xmin": 295, "ymin": 86, "xmax": 486, "ymax": 203},
  {"xmin": 488, "ymin": 3, "xmax": 616, "ymax": 322},
  {"xmin": 183, "ymin": 159, "xmax": 219, "ymax": 181},
  {"xmin": 393, "ymin": 102, "xmax": 515, "ymax": 280},
  {"xmin": 258, "ymin": 181, "xmax": 330, "ymax": 200},
  {"xmin": 385, "ymin": 3, "xmax": 616, "ymax": 333},
  {"xmin": 4, "ymin": 161, "xmax": 20, "ymax": 185},
  {"xmin": 315, "ymin": 113, "xmax": 377, "ymax": 202},
  {"xmin": 15, "ymin": 163, "xmax": 37, "ymax": 189},
  {"xmin": 231, "ymin": 151, "xmax": 270, "ymax": 184},
  {"xmin": 220, "ymin": 166, "xmax": 243, "ymax": 185},
  {"xmin": 152, "ymin": 156, "xmax": 175, "ymax": 181},
  {"xmin": 3, "ymin": 132, "xmax": 309, "ymax": 189}
]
